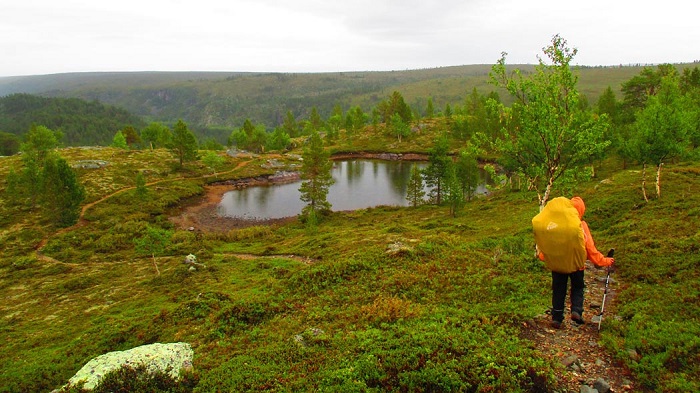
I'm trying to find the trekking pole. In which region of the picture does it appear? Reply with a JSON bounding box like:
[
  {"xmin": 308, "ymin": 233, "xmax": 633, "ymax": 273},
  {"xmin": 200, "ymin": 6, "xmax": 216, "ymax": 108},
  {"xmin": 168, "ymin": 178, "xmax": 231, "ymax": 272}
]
[{"xmin": 597, "ymin": 248, "xmax": 615, "ymax": 332}]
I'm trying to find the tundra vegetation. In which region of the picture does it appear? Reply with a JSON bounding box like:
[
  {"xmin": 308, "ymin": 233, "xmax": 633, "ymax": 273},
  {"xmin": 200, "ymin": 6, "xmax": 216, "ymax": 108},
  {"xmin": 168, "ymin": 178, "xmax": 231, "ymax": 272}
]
[{"xmin": 0, "ymin": 36, "xmax": 699, "ymax": 392}]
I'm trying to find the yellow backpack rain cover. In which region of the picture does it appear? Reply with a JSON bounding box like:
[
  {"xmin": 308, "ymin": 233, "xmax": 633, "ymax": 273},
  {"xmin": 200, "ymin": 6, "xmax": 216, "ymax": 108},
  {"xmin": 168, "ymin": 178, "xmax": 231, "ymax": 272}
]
[{"xmin": 532, "ymin": 197, "xmax": 586, "ymax": 274}]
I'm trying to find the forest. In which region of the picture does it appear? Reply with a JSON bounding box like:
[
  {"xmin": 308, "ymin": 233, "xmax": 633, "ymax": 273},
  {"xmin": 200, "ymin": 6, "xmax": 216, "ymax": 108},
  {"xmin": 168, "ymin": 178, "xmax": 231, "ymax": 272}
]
[
  {"xmin": 0, "ymin": 93, "xmax": 145, "ymax": 149},
  {"xmin": 0, "ymin": 36, "xmax": 699, "ymax": 392},
  {"xmin": 0, "ymin": 62, "xmax": 661, "ymax": 144}
]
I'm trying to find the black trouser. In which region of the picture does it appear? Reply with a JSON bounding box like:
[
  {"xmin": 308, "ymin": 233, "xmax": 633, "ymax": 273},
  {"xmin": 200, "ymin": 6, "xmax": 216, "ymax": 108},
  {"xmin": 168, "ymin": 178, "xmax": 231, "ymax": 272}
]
[{"xmin": 551, "ymin": 270, "xmax": 585, "ymax": 323}]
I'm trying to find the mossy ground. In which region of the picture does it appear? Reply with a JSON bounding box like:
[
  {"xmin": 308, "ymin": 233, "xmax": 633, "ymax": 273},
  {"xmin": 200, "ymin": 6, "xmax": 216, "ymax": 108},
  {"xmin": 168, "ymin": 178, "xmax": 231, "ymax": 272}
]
[{"xmin": 0, "ymin": 142, "xmax": 698, "ymax": 392}]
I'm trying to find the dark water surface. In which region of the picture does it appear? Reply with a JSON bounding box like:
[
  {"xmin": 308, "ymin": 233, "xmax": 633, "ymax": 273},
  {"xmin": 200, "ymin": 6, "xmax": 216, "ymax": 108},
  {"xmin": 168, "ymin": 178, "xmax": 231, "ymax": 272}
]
[{"xmin": 217, "ymin": 160, "xmax": 487, "ymax": 220}]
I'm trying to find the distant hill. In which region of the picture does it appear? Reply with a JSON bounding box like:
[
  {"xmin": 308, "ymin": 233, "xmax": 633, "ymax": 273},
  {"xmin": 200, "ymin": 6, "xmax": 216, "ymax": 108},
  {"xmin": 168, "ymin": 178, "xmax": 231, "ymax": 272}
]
[
  {"xmin": 0, "ymin": 64, "xmax": 693, "ymax": 139},
  {"xmin": 0, "ymin": 93, "xmax": 145, "ymax": 146}
]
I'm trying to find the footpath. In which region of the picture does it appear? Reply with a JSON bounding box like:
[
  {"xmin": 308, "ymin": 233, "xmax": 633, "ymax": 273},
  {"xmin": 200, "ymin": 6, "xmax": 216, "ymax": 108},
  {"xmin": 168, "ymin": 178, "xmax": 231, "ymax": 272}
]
[{"xmin": 521, "ymin": 261, "xmax": 637, "ymax": 392}]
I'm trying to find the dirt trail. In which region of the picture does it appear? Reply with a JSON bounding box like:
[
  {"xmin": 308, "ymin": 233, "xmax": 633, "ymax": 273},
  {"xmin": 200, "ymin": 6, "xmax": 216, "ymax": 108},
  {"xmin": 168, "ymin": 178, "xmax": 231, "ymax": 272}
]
[
  {"xmin": 521, "ymin": 262, "xmax": 637, "ymax": 392},
  {"xmin": 34, "ymin": 158, "xmax": 254, "ymax": 254},
  {"xmin": 223, "ymin": 253, "xmax": 317, "ymax": 264}
]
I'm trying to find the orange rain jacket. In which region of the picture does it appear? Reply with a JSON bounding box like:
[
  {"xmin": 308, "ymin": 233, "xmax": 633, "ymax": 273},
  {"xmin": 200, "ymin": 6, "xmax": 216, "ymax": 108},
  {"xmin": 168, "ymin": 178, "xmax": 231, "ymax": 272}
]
[{"xmin": 538, "ymin": 196, "xmax": 614, "ymax": 269}]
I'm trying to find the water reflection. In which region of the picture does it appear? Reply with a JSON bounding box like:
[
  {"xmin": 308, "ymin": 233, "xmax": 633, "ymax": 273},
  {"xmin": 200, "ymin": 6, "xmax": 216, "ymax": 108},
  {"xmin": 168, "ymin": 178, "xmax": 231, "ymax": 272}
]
[{"xmin": 217, "ymin": 159, "xmax": 487, "ymax": 220}]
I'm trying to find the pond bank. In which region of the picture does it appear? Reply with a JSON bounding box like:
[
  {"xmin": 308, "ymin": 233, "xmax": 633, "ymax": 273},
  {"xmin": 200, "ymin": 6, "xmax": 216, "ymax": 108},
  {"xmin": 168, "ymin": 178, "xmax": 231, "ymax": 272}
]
[
  {"xmin": 330, "ymin": 152, "xmax": 428, "ymax": 161},
  {"xmin": 169, "ymin": 182, "xmax": 297, "ymax": 232},
  {"xmin": 170, "ymin": 152, "xmax": 430, "ymax": 232}
]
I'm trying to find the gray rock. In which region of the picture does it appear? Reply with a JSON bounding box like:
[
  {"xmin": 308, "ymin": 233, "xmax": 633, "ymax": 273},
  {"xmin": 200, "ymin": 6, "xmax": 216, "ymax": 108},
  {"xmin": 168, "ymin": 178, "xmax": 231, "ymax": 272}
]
[
  {"xmin": 386, "ymin": 241, "xmax": 413, "ymax": 256},
  {"xmin": 596, "ymin": 276, "xmax": 616, "ymax": 284},
  {"xmin": 309, "ymin": 327, "xmax": 325, "ymax": 336},
  {"xmin": 593, "ymin": 378, "xmax": 611, "ymax": 393},
  {"xmin": 72, "ymin": 160, "xmax": 109, "ymax": 169},
  {"xmin": 63, "ymin": 342, "xmax": 193, "ymax": 390},
  {"xmin": 293, "ymin": 334, "xmax": 307, "ymax": 347},
  {"xmin": 580, "ymin": 385, "xmax": 598, "ymax": 393},
  {"xmin": 562, "ymin": 354, "xmax": 579, "ymax": 367}
]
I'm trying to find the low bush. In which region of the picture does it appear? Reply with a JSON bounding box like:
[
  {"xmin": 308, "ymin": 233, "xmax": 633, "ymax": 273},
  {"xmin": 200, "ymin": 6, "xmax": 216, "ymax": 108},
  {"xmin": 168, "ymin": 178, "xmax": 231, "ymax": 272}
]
[{"xmin": 57, "ymin": 364, "xmax": 198, "ymax": 393}]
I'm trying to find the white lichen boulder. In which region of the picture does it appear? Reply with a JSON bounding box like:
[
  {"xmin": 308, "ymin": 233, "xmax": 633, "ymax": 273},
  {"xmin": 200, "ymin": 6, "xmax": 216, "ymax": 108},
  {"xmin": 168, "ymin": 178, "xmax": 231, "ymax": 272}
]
[{"xmin": 65, "ymin": 342, "xmax": 193, "ymax": 390}]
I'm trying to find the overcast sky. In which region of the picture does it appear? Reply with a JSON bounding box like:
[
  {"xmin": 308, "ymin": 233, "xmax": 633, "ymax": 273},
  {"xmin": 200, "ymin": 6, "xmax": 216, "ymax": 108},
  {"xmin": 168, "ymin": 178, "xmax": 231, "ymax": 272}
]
[{"xmin": 1, "ymin": 0, "xmax": 698, "ymax": 77}]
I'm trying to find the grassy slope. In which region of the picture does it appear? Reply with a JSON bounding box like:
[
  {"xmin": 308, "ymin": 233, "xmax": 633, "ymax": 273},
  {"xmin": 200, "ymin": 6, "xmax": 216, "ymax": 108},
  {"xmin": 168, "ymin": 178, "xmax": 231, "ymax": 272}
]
[{"xmin": 0, "ymin": 140, "xmax": 698, "ymax": 392}]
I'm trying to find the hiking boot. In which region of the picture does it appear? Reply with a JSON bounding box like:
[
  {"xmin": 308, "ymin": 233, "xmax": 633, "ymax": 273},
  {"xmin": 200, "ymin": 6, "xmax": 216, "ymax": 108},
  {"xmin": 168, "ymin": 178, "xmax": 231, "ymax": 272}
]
[
  {"xmin": 550, "ymin": 320, "xmax": 562, "ymax": 329},
  {"xmin": 571, "ymin": 311, "xmax": 585, "ymax": 326}
]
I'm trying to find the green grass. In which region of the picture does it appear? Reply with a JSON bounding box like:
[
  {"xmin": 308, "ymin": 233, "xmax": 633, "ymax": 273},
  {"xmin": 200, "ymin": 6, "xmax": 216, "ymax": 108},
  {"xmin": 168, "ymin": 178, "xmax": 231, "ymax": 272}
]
[{"xmin": 1, "ymin": 143, "xmax": 699, "ymax": 392}]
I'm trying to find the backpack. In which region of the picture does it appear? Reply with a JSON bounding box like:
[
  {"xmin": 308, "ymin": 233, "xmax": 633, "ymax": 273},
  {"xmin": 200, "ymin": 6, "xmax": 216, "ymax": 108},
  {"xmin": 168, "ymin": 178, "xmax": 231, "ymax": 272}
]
[{"xmin": 532, "ymin": 197, "xmax": 586, "ymax": 273}]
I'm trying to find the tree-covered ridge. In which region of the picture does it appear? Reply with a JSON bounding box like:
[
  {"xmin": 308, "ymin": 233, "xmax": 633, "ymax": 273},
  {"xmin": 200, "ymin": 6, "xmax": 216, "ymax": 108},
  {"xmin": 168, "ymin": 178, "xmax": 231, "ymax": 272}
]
[
  {"xmin": 1, "ymin": 64, "xmax": 682, "ymax": 134},
  {"xmin": 0, "ymin": 93, "xmax": 145, "ymax": 147}
]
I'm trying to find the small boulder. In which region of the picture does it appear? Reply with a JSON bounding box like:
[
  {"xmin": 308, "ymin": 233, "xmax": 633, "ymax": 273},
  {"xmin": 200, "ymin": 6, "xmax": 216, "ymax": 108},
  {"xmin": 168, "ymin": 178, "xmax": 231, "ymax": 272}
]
[
  {"xmin": 593, "ymin": 378, "xmax": 611, "ymax": 393},
  {"xmin": 63, "ymin": 342, "xmax": 193, "ymax": 390},
  {"xmin": 386, "ymin": 241, "xmax": 413, "ymax": 256},
  {"xmin": 562, "ymin": 354, "xmax": 579, "ymax": 368}
]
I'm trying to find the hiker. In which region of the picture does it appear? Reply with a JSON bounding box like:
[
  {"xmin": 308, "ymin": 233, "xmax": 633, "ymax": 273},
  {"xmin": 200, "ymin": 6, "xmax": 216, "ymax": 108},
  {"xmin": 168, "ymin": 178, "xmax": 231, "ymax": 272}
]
[{"xmin": 533, "ymin": 196, "xmax": 615, "ymax": 328}]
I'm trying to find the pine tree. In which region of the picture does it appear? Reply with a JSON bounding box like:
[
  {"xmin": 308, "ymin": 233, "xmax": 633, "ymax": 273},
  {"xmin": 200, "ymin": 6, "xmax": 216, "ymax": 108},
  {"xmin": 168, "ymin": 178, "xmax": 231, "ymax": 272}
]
[
  {"xmin": 112, "ymin": 130, "xmax": 128, "ymax": 149},
  {"xmin": 267, "ymin": 127, "xmax": 291, "ymax": 151},
  {"xmin": 121, "ymin": 125, "xmax": 140, "ymax": 147},
  {"xmin": 444, "ymin": 103, "xmax": 453, "ymax": 118},
  {"xmin": 309, "ymin": 106, "xmax": 323, "ymax": 131},
  {"xmin": 41, "ymin": 153, "xmax": 85, "ymax": 227},
  {"xmin": 0, "ymin": 131, "xmax": 20, "ymax": 155},
  {"xmin": 406, "ymin": 164, "xmax": 425, "ymax": 207},
  {"xmin": 299, "ymin": 130, "xmax": 335, "ymax": 220},
  {"xmin": 422, "ymin": 134, "xmax": 451, "ymax": 205},
  {"xmin": 169, "ymin": 119, "xmax": 198, "ymax": 167},
  {"xmin": 283, "ymin": 111, "xmax": 299, "ymax": 138},
  {"xmin": 444, "ymin": 164, "xmax": 464, "ymax": 217},
  {"xmin": 425, "ymin": 97, "xmax": 435, "ymax": 119},
  {"xmin": 455, "ymin": 148, "xmax": 481, "ymax": 201}
]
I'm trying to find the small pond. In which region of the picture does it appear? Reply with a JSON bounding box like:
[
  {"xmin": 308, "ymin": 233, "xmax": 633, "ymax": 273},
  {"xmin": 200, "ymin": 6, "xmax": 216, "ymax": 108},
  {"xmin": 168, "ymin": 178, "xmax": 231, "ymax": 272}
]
[{"xmin": 217, "ymin": 160, "xmax": 489, "ymax": 220}]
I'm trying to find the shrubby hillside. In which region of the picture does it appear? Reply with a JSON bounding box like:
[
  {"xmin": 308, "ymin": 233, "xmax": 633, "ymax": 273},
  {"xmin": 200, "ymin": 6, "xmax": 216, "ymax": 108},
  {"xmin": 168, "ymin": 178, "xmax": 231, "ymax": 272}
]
[{"xmin": 1, "ymin": 39, "xmax": 699, "ymax": 391}]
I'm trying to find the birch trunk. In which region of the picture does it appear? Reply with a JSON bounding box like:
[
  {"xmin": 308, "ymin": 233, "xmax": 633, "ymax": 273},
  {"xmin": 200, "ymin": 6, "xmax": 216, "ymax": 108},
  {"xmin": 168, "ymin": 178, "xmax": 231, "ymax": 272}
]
[
  {"xmin": 656, "ymin": 162, "xmax": 663, "ymax": 199},
  {"xmin": 642, "ymin": 163, "xmax": 649, "ymax": 203}
]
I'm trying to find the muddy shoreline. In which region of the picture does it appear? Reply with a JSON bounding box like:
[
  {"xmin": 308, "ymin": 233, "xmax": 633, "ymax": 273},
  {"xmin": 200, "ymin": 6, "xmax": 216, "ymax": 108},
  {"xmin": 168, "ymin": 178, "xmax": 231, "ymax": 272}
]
[
  {"xmin": 169, "ymin": 153, "xmax": 429, "ymax": 232},
  {"xmin": 169, "ymin": 181, "xmax": 298, "ymax": 232},
  {"xmin": 330, "ymin": 152, "xmax": 428, "ymax": 161}
]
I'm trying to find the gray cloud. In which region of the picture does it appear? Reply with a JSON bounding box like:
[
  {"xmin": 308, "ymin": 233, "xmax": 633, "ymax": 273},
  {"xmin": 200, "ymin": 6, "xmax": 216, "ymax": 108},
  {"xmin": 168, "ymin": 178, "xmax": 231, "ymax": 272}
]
[{"xmin": 1, "ymin": 0, "xmax": 698, "ymax": 76}]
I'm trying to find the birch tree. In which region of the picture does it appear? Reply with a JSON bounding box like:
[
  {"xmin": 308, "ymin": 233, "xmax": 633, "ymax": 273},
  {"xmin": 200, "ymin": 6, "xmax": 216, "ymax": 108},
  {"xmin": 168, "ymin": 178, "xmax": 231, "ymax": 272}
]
[
  {"xmin": 632, "ymin": 75, "xmax": 692, "ymax": 200},
  {"xmin": 488, "ymin": 35, "xmax": 610, "ymax": 209}
]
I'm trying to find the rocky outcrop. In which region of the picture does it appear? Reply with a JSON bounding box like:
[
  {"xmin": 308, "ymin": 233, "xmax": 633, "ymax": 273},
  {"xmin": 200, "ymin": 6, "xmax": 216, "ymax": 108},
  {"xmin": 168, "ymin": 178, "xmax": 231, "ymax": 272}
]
[{"xmin": 58, "ymin": 342, "xmax": 193, "ymax": 391}]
